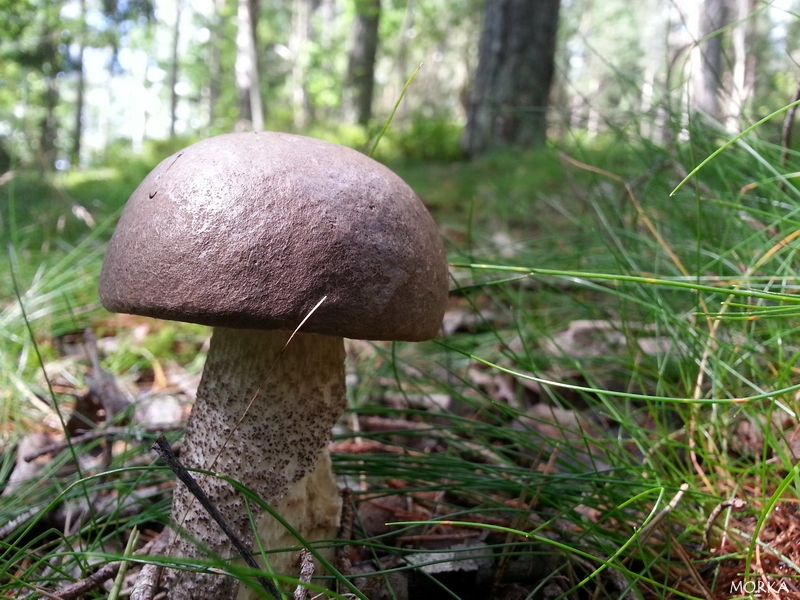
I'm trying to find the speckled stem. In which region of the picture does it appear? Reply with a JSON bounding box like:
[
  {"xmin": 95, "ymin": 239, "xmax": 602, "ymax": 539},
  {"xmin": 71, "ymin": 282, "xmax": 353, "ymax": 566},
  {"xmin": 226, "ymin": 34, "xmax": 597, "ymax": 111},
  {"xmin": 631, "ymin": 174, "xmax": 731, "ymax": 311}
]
[{"xmin": 165, "ymin": 328, "xmax": 346, "ymax": 600}]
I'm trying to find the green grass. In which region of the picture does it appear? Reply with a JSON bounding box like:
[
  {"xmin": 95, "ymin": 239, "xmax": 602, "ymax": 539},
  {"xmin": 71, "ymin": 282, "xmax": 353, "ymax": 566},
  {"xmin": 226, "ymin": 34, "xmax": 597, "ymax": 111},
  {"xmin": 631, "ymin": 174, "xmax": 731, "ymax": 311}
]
[{"xmin": 4, "ymin": 116, "xmax": 800, "ymax": 598}]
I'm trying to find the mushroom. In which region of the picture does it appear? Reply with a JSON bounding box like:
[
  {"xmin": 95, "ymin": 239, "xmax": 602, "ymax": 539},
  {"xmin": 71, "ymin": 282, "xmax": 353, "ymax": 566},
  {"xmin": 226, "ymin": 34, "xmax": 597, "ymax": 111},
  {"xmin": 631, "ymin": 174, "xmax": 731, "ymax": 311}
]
[{"xmin": 98, "ymin": 132, "xmax": 449, "ymax": 599}]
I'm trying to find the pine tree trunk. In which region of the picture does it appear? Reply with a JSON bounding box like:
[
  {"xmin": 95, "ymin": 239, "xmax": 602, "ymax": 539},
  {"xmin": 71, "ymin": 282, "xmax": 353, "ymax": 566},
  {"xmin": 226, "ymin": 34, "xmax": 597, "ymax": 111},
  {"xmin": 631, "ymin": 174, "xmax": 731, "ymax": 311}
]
[
  {"xmin": 343, "ymin": 0, "xmax": 381, "ymax": 126},
  {"xmin": 235, "ymin": 0, "xmax": 264, "ymax": 131},
  {"xmin": 40, "ymin": 72, "xmax": 59, "ymax": 169},
  {"xmin": 461, "ymin": 0, "xmax": 560, "ymax": 157},
  {"xmin": 290, "ymin": 0, "xmax": 313, "ymax": 129},
  {"xmin": 71, "ymin": 0, "xmax": 87, "ymax": 166},
  {"xmin": 692, "ymin": 0, "xmax": 727, "ymax": 122},
  {"xmin": 206, "ymin": 0, "xmax": 227, "ymax": 130},
  {"xmin": 395, "ymin": 0, "xmax": 415, "ymax": 121},
  {"xmin": 726, "ymin": 0, "xmax": 754, "ymax": 131},
  {"xmin": 169, "ymin": 0, "xmax": 182, "ymax": 138}
]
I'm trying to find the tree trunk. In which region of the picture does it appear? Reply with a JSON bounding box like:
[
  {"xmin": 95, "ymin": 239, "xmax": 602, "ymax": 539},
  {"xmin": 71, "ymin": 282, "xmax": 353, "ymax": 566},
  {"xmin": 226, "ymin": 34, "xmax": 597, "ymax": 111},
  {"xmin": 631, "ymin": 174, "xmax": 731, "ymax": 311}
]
[
  {"xmin": 71, "ymin": 0, "xmax": 87, "ymax": 167},
  {"xmin": 395, "ymin": 0, "xmax": 415, "ymax": 122},
  {"xmin": 725, "ymin": 0, "xmax": 754, "ymax": 131},
  {"xmin": 692, "ymin": 0, "xmax": 727, "ymax": 122},
  {"xmin": 40, "ymin": 73, "xmax": 59, "ymax": 169},
  {"xmin": 38, "ymin": 26, "xmax": 60, "ymax": 170},
  {"xmin": 235, "ymin": 0, "xmax": 265, "ymax": 131},
  {"xmin": 290, "ymin": 0, "xmax": 313, "ymax": 129},
  {"xmin": 206, "ymin": 0, "xmax": 227, "ymax": 131},
  {"xmin": 461, "ymin": 0, "xmax": 561, "ymax": 157},
  {"xmin": 343, "ymin": 0, "xmax": 381, "ymax": 126},
  {"xmin": 169, "ymin": 0, "xmax": 182, "ymax": 138}
]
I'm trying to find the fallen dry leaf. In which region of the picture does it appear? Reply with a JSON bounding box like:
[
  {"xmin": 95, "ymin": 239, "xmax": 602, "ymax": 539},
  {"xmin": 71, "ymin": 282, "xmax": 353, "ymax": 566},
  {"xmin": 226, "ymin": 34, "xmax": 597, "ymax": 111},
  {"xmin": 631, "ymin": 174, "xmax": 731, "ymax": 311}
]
[{"xmin": 542, "ymin": 319, "xmax": 677, "ymax": 359}]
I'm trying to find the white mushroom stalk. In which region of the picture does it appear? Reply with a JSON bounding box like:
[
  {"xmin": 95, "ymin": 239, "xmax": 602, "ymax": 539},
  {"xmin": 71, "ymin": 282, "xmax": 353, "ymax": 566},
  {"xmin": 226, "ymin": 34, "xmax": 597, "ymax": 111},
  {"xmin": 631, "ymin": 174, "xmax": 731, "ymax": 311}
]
[{"xmin": 167, "ymin": 328, "xmax": 345, "ymax": 599}]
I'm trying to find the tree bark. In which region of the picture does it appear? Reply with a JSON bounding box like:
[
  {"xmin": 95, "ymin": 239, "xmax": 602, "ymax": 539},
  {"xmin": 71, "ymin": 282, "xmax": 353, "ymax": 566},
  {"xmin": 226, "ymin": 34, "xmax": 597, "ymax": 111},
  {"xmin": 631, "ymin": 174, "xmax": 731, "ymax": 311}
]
[
  {"xmin": 40, "ymin": 71, "xmax": 59, "ymax": 169},
  {"xmin": 692, "ymin": 0, "xmax": 727, "ymax": 122},
  {"xmin": 343, "ymin": 0, "xmax": 381, "ymax": 126},
  {"xmin": 395, "ymin": 0, "xmax": 414, "ymax": 119},
  {"xmin": 235, "ymin": 0, "xmax": 265, "ymax": 131},
  {"xmin": 169, "ymin": 0, "xmax": 183, "ymax": 138},
  {"xmin": 461, "ymin": 0, "xmax": 561, "ymax": 157},
  {"xmin": 206, "ymin": 0, "xmax": 227, "ymax": 131},
  {"xmin": 725, "ymin": 0, "xmax": 754, "ymax": 131},
  {"xmin": 290, "ymin": 0, "xmax": 313, "ymax": 129},
  {"xmin": 36, "ymin": 40, "xmax": 60, "ymax": 170},
  {"xmin": 71, "ymin": 0, "xmax": 87, "ymax": 166}
]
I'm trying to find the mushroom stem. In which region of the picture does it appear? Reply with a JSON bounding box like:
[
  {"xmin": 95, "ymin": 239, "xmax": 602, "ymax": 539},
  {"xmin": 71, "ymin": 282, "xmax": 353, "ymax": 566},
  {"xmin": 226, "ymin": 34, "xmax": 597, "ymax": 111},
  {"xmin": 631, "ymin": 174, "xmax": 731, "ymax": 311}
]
[{"xmin": 166, "ymin": 328, "xmax": 346, "ymax": 600}]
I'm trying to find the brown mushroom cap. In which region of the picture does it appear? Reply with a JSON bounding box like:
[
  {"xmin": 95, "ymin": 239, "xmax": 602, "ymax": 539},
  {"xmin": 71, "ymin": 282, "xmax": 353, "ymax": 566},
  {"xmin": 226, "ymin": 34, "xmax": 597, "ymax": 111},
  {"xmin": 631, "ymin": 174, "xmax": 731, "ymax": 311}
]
[{"xmin": 99, "ymin": 132, "xmax": 448, "ymax": 341}]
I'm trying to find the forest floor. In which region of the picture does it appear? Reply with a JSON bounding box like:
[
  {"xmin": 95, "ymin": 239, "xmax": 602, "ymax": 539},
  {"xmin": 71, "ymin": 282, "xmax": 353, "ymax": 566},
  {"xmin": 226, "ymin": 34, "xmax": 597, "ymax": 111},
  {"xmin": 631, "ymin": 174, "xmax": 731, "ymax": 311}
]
[{"xmin": 3, "ymin": 132, "xmax": 800, "ymax": 599}]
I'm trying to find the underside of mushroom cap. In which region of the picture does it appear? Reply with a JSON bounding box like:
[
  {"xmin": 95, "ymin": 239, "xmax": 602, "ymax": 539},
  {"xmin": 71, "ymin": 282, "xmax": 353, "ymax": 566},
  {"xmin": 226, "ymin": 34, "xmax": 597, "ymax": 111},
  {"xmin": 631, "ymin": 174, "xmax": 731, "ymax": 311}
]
[{"xmin": 99, "ymin": 132, "xmax": 449, "ymax": 341}]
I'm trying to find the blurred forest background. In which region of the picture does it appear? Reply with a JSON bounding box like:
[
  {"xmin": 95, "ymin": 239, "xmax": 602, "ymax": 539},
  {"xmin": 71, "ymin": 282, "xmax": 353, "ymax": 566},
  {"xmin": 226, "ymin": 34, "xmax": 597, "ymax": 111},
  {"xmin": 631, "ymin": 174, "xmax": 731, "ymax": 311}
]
[
  {"xmin": 7, "ymin": 1, "xmax": 800, "ymax": 597},
  {"xmin": 1, "ymin": 0, "xmax": 799, "ymax": 172}
]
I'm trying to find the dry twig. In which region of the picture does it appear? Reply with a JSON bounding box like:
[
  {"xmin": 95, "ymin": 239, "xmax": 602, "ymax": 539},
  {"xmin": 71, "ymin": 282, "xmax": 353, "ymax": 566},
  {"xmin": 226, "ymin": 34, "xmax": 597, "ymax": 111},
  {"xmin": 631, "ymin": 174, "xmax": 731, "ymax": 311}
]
[
  {"xmin": 54, "ymin": 532, "xmax": 168, "ymax": 600},
  {"xmin": 131, "ymin": 561, "xmax": 165, "ymax": 600},
  {"xmin": 293, "ymin": 548, "xmax": 315, "ymax": 600},
  {"xmin": 703, "ymin": 497, "xmax": 747, "ymax": 549},
  {"xmin": 23, "ymin": 424, "xmax": 183, "ymax": 462}
]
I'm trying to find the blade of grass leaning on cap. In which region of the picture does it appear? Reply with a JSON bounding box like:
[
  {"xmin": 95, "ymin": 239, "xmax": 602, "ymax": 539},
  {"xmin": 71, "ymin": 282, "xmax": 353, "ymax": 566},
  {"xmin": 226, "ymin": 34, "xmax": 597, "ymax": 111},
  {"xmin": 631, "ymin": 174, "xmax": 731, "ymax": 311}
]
[{"xmin": 98, "ymin": 131, "xmax": 449, "ymax": 600}]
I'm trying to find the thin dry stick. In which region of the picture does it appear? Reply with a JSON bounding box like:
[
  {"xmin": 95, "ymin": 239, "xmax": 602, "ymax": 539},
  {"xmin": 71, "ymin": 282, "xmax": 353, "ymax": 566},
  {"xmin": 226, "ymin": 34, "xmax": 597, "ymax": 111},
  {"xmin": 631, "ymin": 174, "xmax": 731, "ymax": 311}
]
[
  {"xmin": 23, "ymin": 425, "xmax": 183, "ymax": 462},
  {"xmin": 635, "ymin": 483, "xmax": 689, "ymax": 544},
  {"xmin": 151, "ymin": 435, "xmax": 280, "ymax": 600},
  {"xmin": 614, "ymin": 484, "xmax": 696, "ymax": 596},
  {"xmin": 293, "ymin": 548, "xmax": 315, "ymax": 600},
  {"xmin": 130, "ymin": 561, "xmax": 163, "ymax": 600},
  {"xmin": 0, "ymin": 507, "xmax": 40, "ymax": 539},
  {"xmin": 53, "ymin": 532, "xmax": 169, "ymax": 600},
  {"xmin": 12, "ymin": 584, "xmax": 64, "ymax": 600},
  {"xmin": 703, "ymin": 497, "xmax": 747, "ymax": 550}
]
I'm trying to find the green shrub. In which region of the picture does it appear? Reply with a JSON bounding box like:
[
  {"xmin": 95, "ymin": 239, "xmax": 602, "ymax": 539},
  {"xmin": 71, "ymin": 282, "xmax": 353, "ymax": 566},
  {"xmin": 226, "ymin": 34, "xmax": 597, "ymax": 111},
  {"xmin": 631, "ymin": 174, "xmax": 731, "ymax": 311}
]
[{"xmin": 391, "ymin": 115, "xmax": 464, "ymax": 162}]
